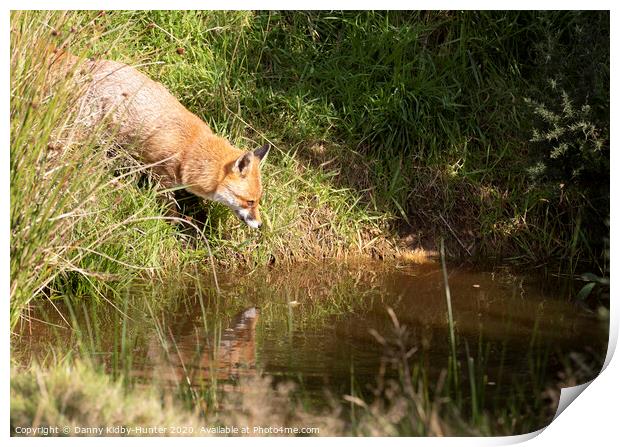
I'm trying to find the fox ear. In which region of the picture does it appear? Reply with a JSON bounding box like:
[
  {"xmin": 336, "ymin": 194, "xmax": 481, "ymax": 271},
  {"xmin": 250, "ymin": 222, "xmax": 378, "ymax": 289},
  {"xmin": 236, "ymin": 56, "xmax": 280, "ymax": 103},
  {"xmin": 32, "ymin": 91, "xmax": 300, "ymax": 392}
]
[
  {"xmin": 253, "ymin": 143, "xmax": 270, "ymax": 163},
  {"xmin": 233, "ymin": 152, "xmax": 253, "ymax": 177}
]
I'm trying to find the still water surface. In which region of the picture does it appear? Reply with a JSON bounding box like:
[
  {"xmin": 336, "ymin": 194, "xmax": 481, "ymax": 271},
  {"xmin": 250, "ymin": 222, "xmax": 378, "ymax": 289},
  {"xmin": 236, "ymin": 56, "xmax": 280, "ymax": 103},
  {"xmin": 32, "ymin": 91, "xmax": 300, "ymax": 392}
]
[{"xmin": 17, "ymin": 260, "xmax": 607, "ymax": 410}]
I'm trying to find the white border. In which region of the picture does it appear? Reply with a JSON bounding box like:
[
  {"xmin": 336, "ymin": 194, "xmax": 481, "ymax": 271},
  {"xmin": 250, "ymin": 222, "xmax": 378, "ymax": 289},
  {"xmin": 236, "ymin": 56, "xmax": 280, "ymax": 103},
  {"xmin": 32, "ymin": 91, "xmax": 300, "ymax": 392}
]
[{"xmin": 3, "ymin": 2, "xmax": 616, "ymax": 446}]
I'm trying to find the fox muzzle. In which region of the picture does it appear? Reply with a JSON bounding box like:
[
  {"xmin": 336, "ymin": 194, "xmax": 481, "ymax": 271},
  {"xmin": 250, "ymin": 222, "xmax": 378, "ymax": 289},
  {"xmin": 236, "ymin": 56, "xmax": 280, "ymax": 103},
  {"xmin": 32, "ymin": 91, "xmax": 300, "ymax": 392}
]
[{"xmin": 234, "ymin": 208, "xmax": 262, "ymax": 229}]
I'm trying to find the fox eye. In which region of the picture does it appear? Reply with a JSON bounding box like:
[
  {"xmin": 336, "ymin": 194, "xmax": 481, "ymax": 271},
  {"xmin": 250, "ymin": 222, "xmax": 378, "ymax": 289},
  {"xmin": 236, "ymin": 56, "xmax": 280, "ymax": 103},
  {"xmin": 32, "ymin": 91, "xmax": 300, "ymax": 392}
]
[{"xmin": 246, "ymin": 200, "xmax": 255, "ymax": 207}]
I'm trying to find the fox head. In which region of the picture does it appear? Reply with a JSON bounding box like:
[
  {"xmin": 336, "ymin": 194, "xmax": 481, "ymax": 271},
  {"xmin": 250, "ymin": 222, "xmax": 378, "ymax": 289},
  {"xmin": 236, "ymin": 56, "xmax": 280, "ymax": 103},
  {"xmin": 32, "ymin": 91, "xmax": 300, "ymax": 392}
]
[{"xmin": 210, "ymin": 143, "xmax": 270, "ymax": 229}]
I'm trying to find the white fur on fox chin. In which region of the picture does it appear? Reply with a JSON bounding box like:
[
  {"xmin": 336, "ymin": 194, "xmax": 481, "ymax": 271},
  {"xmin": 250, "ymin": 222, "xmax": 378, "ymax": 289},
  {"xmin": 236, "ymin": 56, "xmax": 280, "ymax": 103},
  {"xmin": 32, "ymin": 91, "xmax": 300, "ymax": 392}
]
[{"xmin": 236, "ymin": 207, "xmax": 261, "ymax": 229}]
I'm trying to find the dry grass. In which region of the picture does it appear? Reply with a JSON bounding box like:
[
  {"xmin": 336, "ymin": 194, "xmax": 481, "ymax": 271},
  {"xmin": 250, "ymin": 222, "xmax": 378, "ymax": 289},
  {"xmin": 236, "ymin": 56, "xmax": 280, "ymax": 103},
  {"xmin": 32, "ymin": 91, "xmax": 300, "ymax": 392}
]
[{"xmin": 11, "ymin": 361, "xmax": 345, "ymax": 437}]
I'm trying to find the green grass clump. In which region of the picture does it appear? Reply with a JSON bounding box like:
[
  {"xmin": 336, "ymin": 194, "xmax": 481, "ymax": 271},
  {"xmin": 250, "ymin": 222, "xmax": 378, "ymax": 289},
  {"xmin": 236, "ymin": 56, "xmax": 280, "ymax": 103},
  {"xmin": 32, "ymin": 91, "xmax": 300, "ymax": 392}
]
[
  {"xmin": 10, "ymin": 11, "xmax": 189, "ymax": 328},
  {"xmin": 81, "ymin": 10, "xmax": 607, "ymax": 270}
]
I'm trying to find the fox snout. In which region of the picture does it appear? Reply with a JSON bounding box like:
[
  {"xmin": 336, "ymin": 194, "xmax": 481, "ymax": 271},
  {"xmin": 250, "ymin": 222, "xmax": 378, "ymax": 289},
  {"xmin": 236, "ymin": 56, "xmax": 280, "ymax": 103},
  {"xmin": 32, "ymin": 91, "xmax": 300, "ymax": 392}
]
[{"xmin": 234, "ymin": 206, "xmax": 262, "ymax": 229}]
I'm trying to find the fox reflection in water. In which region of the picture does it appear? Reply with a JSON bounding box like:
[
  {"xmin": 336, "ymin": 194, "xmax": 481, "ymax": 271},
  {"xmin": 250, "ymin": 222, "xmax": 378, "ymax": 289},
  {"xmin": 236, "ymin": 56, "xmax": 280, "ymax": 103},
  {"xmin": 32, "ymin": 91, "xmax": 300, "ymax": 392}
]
[{"xmin": 144, "ymin": 307, "xmax": 259, "ymax": 386}]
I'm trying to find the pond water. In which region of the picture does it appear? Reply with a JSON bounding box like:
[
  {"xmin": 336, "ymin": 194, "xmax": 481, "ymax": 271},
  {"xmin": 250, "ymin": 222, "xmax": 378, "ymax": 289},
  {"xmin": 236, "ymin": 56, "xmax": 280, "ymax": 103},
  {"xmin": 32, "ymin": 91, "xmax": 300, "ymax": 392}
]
[{"xmin": 15, "ymin": 260, "xmax": 608, "ymax": 422}]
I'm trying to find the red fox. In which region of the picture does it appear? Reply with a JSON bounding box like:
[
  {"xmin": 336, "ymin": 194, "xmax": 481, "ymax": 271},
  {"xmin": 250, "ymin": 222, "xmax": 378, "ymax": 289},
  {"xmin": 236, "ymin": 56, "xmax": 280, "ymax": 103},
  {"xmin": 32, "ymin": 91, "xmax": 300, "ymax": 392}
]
[
  {"xmin": 143, "ymin": 307, "xmax": 260, "ymax": 383},
  {"xmin": 49, "ymin": 48, "xmax": 269, "ymax": 229}
]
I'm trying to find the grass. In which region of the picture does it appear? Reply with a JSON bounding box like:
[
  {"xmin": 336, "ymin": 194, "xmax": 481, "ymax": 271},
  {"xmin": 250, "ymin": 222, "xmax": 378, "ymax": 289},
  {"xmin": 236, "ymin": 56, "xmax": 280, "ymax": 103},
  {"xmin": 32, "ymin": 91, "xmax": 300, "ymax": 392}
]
[
  {"xmin": 11, "ymin": 360, "xmax": 205, "ymax": 436},
  {"xmin": 143, "ymin": 11, "xmax": 603, "ymax": 269},
  {"xmin": 10, "ymin": 11, "xmax": 609, "ymax": 325},
  {"xmin": 11, "ymin": 360, "xmax": 350, "ymax": 436}
]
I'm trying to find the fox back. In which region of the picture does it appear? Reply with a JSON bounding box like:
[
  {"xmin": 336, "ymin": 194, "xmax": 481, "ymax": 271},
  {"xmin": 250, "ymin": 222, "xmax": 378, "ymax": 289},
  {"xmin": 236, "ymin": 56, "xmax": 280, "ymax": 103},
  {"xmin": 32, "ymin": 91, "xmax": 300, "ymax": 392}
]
[{"xmin": 50, "ymin": 49, "xmax": 269, "ymax": 228}]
